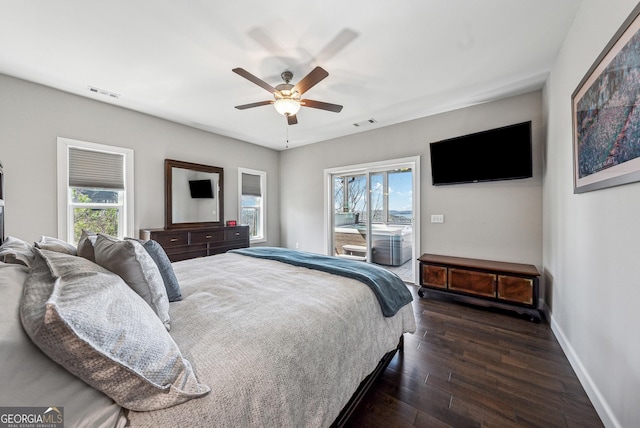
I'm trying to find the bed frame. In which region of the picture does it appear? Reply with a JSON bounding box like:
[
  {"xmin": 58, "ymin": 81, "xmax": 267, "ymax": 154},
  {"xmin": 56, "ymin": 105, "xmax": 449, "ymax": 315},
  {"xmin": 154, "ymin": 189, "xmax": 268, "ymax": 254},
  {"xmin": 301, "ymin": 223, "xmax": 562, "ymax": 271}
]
[{"xmin": 331, "ymin": 335, "xmax": 404, "ymax": 427}]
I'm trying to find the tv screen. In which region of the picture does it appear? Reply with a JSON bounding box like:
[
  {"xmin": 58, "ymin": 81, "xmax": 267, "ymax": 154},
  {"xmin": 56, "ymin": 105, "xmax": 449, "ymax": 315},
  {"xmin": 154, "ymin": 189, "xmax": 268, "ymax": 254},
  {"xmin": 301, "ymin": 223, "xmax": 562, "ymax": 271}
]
[
  {"xmin": 188, "ymin": 179, "xmax": 214, "ymax": 198},
  {"xmin": 430, "ymin": 121, "xmax": 532, "ymax": 185}
]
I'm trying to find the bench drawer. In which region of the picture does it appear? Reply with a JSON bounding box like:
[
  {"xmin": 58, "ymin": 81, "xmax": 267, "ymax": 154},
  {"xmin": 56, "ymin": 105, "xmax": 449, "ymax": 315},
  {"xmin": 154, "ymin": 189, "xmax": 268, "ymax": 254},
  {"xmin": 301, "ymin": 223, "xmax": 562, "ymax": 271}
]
[{"xmin": 448, "ymin": 268, "xmax": 496, "ymax": 298}]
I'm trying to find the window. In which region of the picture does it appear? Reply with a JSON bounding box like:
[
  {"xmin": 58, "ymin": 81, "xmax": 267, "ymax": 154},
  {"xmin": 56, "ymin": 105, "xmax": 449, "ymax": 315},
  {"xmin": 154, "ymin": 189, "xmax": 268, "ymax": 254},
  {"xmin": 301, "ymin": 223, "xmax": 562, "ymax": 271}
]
[
  {"xmin": 334, "ymin": 174, "xmax": 366, "ymax": 216},
  {"xmin": 333, "ymin": 168, "xmax": 412, "ymax": 225},
  {"xmin": 238, "ymin": 168, "xmax": 266, "ymax": 243},
  {"xmin": 57, "ymin": 138, "xmax": 134, "ymax": 244},
  {"xmin": 387, "ymin": 169, "xmax": 413, "ymax": 224}
]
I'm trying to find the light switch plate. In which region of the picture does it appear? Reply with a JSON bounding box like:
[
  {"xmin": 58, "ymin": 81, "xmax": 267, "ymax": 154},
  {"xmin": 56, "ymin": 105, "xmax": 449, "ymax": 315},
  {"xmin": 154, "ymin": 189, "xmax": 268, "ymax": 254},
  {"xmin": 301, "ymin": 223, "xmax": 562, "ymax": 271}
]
[{"xmin": 431, "ymin": 214, "xmax": 444, "ymax": 223}]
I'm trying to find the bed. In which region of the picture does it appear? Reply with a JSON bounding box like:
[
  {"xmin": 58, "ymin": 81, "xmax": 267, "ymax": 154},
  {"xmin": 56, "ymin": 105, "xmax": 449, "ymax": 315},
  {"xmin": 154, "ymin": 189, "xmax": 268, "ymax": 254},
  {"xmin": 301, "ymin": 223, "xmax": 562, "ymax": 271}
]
[{"xmin": 0, "ymin": 233, "xmax": 416, "ymax": 427}]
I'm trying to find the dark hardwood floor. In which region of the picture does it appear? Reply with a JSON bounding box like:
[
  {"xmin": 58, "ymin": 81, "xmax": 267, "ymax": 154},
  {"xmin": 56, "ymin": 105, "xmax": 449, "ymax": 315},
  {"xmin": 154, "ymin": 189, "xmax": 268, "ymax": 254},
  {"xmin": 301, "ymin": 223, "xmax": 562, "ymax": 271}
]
[{"xmin": 347, "ymin": 285, "xmax": 604, "ymax": 427}]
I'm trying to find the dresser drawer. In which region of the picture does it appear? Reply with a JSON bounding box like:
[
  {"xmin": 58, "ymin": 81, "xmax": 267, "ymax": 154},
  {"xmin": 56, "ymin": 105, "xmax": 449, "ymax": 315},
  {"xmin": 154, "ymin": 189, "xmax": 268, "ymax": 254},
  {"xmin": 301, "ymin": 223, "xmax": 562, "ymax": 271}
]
[
  {"xmin": 225, "ymin": 227, "xmax": 248, "ymax": 241},
  {"xmin": 152, "ymin": 231, "xmax": 189, "ymax": 248},
  {"xmin": 191, "ymin": 230, "xmax": 225, "ymax": 244},
  {"xmin": 448, "ymin": 268, "xmax": 496, "ymax": 298},
  {"xmin": 165, "ymin": 246, "xmax": 207, "ymax": 262},
  {"xmin": 140, "ymin": 226, "xmax": 249, "ymax": 263}
]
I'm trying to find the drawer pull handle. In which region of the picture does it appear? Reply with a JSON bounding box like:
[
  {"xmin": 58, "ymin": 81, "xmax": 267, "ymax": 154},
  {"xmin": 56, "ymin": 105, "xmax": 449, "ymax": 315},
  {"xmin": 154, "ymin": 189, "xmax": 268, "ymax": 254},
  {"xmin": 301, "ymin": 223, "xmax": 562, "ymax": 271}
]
[
  {"xmin": 205, "ymin": 235, "xmax": 212, "ymax": 239},
  {"xmin": 235, "ymin": 232, "xmax": 240, "ymax": 236},
  {"xmin": 170, "ymin": 238, "xmax": 179, "ymax": 242}
]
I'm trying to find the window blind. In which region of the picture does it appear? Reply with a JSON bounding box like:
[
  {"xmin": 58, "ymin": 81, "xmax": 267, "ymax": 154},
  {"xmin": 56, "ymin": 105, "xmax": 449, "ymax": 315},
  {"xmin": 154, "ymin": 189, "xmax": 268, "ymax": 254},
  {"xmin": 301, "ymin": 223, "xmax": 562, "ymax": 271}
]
[
  {"xmin": 241, "ymin": 173, "xmax": 262, "ymax": 197},
  {"xmin": 68, "ymin": 147, "xmax": 125, "ymax": 190}
]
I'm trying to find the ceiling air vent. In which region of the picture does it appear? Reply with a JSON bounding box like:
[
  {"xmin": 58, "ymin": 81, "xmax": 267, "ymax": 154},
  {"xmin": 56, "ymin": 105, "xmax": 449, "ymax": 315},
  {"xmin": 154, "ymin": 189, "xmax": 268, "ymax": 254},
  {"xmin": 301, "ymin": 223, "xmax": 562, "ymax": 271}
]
[
  {"xmin": 353, "ymin": 118, "xmax": 377, "ymax": 127},
  {"xmin": 88, "ymin": 86, "xmax": 120, "ymax": 99}
]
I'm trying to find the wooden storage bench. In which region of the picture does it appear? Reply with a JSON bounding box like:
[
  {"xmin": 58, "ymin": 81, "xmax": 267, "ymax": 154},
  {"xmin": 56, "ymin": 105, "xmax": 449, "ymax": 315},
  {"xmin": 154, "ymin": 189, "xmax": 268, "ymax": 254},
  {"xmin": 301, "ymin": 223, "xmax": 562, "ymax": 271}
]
[{"xmin": 418, "ymin": 253, "xmax": 541, "ymax": 321}]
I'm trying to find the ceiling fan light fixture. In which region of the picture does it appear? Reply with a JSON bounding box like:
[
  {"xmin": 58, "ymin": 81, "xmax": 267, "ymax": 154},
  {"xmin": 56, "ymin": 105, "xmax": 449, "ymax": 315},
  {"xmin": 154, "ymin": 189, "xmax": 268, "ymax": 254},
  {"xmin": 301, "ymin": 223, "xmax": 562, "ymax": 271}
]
[
  {"xmin": 233, "ymin": 66, "xmax": 342, "ymax": 124},
  {"xmin": 274, "ymin": 98, "xmax": 301, "ymax": 116}
]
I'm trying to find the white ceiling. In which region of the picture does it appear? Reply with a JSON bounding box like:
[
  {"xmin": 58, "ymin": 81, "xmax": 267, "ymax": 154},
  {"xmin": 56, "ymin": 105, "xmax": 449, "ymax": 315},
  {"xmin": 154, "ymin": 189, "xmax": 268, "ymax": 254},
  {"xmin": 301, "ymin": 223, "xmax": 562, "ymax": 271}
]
[{"xmin": 0, "ymin": 0, "xmax": 582, "ymax": 150}]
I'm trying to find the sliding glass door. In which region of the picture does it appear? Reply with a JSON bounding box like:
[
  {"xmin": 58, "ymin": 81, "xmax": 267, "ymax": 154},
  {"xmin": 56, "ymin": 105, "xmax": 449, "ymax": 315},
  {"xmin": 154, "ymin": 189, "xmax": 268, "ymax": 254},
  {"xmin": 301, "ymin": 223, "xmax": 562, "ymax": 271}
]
[
  {"xmin": 327, "ymin": 157, "xmax": 419, "ymax": 283},
  {"xmin": 333, "ymin": 174, "xmax": 370, "ymax": 262}
]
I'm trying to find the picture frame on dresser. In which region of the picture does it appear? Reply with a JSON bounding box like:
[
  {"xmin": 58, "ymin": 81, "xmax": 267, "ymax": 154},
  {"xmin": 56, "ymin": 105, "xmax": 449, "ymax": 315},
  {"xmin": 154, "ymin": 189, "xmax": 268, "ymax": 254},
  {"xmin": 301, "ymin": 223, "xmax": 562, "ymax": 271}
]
[{"xmin": 572, "ymin": 2, "xmax": 640, "ymax": 193}]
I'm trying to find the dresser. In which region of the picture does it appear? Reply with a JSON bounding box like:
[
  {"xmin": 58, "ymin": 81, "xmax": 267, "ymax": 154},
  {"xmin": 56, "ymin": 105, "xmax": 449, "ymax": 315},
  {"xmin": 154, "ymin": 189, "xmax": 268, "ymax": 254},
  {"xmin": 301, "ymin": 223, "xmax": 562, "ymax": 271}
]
[
  {"xmin": 140, "ymin": 225, "xmax": 249, "ymax": 262},
  {"xmin": 418, "ymin": 253, "xmax": 541, "ymax": 321}
]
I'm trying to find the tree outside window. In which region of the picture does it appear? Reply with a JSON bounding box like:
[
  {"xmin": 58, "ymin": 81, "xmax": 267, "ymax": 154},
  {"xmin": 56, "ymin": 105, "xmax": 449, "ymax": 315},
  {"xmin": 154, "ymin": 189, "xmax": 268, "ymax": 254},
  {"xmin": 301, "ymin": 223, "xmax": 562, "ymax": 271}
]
[{"xmin": 71, "ymin": 188, "xmax": 121, "ymax": 244}]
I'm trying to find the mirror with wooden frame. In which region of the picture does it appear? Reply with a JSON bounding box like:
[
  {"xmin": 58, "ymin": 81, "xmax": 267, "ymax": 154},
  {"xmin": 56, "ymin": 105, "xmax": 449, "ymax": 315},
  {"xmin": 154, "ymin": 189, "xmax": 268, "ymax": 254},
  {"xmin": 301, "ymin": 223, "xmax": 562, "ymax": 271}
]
[{"xmin": 165, "ymin": 159, "xmax": 224, "ymax": 229}]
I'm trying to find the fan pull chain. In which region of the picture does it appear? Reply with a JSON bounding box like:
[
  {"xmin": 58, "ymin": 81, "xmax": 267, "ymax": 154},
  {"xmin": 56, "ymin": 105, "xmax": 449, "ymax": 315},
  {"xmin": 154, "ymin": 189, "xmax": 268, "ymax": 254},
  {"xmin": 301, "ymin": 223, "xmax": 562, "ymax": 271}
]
[{"xmin": 286, "ymin": 123, "xmax": 289, "ymax": 149}]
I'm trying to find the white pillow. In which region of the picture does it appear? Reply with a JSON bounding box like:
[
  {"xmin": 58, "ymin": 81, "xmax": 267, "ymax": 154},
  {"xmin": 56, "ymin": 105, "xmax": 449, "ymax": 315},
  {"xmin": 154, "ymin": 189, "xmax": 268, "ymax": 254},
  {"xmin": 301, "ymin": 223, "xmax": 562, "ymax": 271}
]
[
  {"xmin": 34, "ymin": 235, "xmax": 77, "ymax": 255},
  {"xmin": 0, "ymin": 236, "xmax": 35, "ymax": 267},
  {"xmin": 20, "ymin": 249, "xmax": 210, "ymax": 411},
  {"xmin": 125, "ymin": 237, "xmax": 182, "ymax": 302},
  {"xmin": 94, "ymin": 234, "xmax": 170, "ymax": 330}
]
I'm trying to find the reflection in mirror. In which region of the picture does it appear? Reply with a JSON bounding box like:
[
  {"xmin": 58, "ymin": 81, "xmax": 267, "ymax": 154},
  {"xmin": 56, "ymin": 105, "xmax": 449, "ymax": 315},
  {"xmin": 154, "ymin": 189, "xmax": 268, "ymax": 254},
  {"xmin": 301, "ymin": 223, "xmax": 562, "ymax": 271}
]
[
  {"xmin": 172, "ymin": 167, "xmax": 220, "ymax": 223},
  {"xmin": 165, "ymin": 159, "xmax": 224, "ymax": 229}
]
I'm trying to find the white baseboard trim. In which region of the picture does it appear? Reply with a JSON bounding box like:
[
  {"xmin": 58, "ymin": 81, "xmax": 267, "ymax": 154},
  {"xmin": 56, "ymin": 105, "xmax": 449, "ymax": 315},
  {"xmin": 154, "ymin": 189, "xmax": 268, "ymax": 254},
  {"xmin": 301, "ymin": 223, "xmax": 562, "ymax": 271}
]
[{"xmin": 545, "ymin": 302, "xmax": 620, "ymax": 428}]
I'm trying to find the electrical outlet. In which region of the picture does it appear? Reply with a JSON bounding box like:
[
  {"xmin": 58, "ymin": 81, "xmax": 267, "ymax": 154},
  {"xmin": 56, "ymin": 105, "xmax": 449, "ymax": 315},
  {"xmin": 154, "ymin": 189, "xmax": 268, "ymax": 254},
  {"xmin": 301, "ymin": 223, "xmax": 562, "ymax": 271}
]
[{"xmin": 431, "ymin": 214, "xmax": 444, "ymax": 223}]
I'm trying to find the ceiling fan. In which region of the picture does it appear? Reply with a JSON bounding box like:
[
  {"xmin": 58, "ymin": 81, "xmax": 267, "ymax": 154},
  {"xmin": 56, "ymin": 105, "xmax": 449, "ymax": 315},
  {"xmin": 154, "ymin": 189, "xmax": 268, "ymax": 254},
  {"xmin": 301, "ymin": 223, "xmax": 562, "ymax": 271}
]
[{"xmin": 232, "ymin": 66, "xmax": 343, "ymax": 125}]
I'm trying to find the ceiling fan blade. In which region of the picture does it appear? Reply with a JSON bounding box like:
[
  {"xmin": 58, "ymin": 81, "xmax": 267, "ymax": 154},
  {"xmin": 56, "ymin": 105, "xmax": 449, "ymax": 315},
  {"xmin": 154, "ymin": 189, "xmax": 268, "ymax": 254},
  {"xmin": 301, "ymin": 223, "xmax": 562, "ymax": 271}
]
[
  {"xmin": 234, "ymin": 100, "xmax": 273, "ymax": 110},
  {"xmin": 313, "ymin": 29, "xmax": 358, "ymax": 64},
  {"xmin": 247, "ymin": 27, "xmax": 290, "ymax": 60},
  {"xmin": 294, "ymin": 66, "xmax": 329, "ymax": 95},
  {"xmin": 232, "ymin": 68, "xmax": 277, "ymax": 94},
  {"xmin": 301, "ymin": 99, "xmax": 343, "ymax": 113},
  {"xmin": 287, "ymin": 114, "xmax": 298, "ymax": 125}
]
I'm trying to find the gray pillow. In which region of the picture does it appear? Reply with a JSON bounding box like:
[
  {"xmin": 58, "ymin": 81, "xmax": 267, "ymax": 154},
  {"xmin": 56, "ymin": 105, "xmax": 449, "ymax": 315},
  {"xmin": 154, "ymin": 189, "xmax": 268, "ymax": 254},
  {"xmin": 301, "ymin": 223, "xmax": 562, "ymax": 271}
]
[
  {"xmin": 34, "ymin": 235, "xmax": 77, "ymax": 255},
  {"xmin": 0, "ymin": 260, "xmax": 124, "ymax": 427},
  {"xmin": 76, "ymin": 230, "xmax": 97, "ymax": 262},
  {"xmin": 94, "ymin": 234, "xmax": 171, "ymax": 330},
  {"xmin": 19, "ymin": 249, "xmax": 210, "ymax": 411},
  {"xmin": 126, "ymin": 238, "xmax": 182, "ymax": 302},
  {"xmin": 0, "ymin": 236, "xmax": 35, "ymax": 267}
]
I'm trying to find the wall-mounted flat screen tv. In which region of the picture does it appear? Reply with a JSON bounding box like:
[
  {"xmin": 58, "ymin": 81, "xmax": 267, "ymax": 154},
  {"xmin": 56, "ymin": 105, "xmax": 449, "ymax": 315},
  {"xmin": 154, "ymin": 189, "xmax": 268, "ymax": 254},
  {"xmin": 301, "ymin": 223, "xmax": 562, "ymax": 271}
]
[
  {"xmin": 429, "ymin": 121, "xmax": 532, "ymax": 185},
  {"xmin": 188, "ymin": 179, "xmax": 214, "ymax": 198}
]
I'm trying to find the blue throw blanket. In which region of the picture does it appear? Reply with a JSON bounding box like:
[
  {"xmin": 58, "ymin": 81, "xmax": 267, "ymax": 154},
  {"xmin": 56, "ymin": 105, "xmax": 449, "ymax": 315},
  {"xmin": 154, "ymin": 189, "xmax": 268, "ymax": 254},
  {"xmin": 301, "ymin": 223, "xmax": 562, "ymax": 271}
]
[{"xmin": 229, "ymin": 247, "xmax": 413, "ymax": 317}]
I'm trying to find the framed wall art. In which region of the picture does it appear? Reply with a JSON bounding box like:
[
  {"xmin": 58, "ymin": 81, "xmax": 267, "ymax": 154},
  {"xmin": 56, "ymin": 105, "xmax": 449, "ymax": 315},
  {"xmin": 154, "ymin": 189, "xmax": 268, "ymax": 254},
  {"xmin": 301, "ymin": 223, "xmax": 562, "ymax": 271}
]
[{"xmin": 572, "ymin": 3, "xmax": 640, "ymax": 193}]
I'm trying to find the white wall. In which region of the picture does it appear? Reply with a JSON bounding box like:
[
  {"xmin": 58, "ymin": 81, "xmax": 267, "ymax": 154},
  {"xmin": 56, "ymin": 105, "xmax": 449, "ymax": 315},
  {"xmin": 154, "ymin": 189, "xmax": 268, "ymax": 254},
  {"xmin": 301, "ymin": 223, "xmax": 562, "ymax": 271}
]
[
  {"xmin": 280, "ymin": 91, "xmax": 543, "ymax": 280},
  {"xmin": 0, "ymin": 74, "xmax": 280, "ymax": 245},
  {"xmin": 543, "ymin": 1, "xmax": 640, "ymax": 427}
]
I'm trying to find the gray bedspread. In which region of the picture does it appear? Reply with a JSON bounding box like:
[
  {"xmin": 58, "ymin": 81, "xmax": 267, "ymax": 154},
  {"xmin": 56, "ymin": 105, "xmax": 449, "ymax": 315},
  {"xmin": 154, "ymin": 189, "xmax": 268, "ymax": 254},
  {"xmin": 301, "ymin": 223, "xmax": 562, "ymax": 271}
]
[
  {"xmin": 229, "ymin": 247, "xmax": 413, "ymax": 317},
  {"xmin": 126, "ymin": 252, "xmax": 416, "ymax": 427}
]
